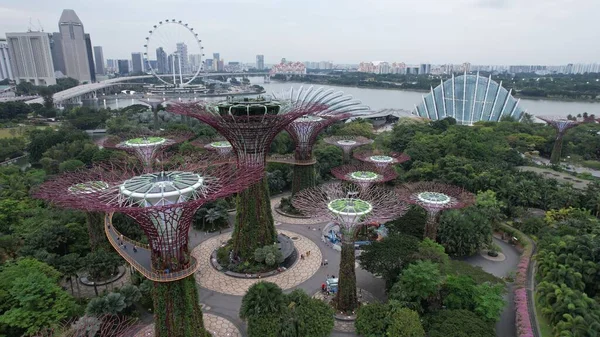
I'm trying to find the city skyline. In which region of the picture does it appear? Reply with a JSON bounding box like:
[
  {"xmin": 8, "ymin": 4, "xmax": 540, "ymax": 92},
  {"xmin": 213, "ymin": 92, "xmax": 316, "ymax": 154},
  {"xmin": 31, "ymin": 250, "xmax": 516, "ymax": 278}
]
[{"xmin": 1, "ymin": 0, "xmax": 599, "ymax": 65}]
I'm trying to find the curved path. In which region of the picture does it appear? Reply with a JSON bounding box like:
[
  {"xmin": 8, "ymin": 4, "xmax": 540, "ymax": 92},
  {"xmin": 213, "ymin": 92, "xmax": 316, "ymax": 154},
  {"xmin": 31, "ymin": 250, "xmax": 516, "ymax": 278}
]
[
  {"xmin": 192, "ymin": 230, "xmax": 322, "ymax": 296},
  {"xmin": 461, "ymin": 237, "xmax": 520, "ymax": 337}
]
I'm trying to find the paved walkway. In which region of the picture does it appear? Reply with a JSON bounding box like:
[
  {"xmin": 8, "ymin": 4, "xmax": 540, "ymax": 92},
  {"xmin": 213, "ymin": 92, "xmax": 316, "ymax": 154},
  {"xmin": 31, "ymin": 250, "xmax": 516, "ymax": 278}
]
[
  {"xmin": 461, "ymin": 237, "xmax": 520, "ymax": 337},
  {"xmin": 271, "ymin": 193, "xmax": 327, "ymax": 225},
  {"xmin": 134, "ymin": 313, "xmax": 241, "ymax": 337},
  {"xmin": 192, "ymin": 230, "xmax": 322, "ymax": 296}
]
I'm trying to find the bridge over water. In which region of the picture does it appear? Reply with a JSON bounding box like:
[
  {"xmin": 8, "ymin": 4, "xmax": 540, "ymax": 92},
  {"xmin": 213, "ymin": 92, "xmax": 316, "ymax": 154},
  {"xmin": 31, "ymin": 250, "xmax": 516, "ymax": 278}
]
[{"xmin": 26, "ymin": 72, "xmax": 269, "ymax": 106}]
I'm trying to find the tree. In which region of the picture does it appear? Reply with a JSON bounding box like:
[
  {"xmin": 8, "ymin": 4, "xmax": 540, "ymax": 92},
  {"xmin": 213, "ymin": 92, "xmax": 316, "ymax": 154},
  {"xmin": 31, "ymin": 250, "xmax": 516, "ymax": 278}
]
[
  {"xmin": 425, "ymin": 309, "xmax": 495, "ymax": 337},
  {"xmin": 285, "ymin": 289, "xmax": 334, "ymax": 337},
  {"xmin": 441, "ymin": 275, "xmax": 476, "ymax": 310},
  {"xmin": 0, "ymin": 272, "xmax": 77, "ymax": 335},
  {"xmin": 472, "ymin": 282, "xmax": 505, "ymax": 322},
  {"xmin": 247, "ymin": 314, "xmax": 281, "ymax": 337},
  {"xmin": 358, "ymin": 234, "xmax": 420, "ymax": 288},
  {"xmin": 386, "ymin": 308, "xmax": 425, "ymax": 337},
  {"xmin": 240, "ymin": 282, "xmax": 286, "ymax": 320},
  {"xmin": 386, "ymin": 205, "xmax": 427, "ymax": 239},
  {"xmin": 58, "ymin": 159, "xmax": 85, "ymax": 173},
  {"xmin": 355, "ymin": 303, "xmax": 389, "ymax": 337},
  {"xmin": 389, "ymin": 261, "xmax": 443, "ymax": 312},
  {"xmin": 437, "ymin": 208, "xmax": 492, "ymax": 257},
  {"xmin": 83, "ymin": 250, "xmax": 122, "ymax": 281}
]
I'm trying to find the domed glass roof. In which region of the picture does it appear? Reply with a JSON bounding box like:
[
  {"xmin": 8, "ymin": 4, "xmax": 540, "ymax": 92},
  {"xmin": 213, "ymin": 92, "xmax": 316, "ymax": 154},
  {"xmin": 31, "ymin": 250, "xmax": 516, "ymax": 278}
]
[{"xmin": 414, "ymin": 73, "xmax": 525, "ymax": 125}]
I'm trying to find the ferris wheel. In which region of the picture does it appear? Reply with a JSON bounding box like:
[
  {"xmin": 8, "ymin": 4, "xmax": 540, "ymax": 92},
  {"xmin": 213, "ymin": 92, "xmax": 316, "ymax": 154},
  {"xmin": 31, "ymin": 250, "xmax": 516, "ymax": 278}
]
[{"xmin": 144, "ymin": 19, "xmax": 204, "ymax": 87}]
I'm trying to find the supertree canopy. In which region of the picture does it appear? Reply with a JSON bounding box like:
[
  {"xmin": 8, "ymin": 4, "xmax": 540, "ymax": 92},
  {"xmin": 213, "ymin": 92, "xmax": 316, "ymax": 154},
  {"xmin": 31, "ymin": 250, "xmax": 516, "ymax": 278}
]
[
  {"xmin": 397, "ymin": 182, "xmax": 475, "ymax": 240},
  {"xmin": 323, "ymin": 136, "xmax": 374, "ymax": 162},
  {"xmin": 35, "ymin": 161, "xmax": 262, "ymax": 337},
  {"xmin": 169, "ymin": 96, "xmax": 342, "ymax": 260},
  {"xmin": 191, "ymin": 136, "xmax": 234, "ymax": 156},
  {"xmin": 353, "ymin": 150, "xmax": 411, "ymax": 172},
  {"xmin": 272, "ymin": 86, "xmax": 369, "ymax": 195},
  {"xmin": 293, "ymin": 183, "xmax": 407, "ymax": 313},
  {"xmin": 331, "ymin": 162, "xmax": 398, "ymax": 191},
  {"xmin": 103, "ymin": 131, "xmax": 193, "ymax": 169},
  {"xmin": 538, "ymin": 115, "xmax": 583, "ymax": 164}
]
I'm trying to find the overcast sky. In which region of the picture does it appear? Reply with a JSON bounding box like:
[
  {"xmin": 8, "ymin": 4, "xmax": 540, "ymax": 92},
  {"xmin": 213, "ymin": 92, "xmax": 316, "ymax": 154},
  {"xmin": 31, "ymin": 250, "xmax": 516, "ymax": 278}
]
[{"xmin": 2, "ymin": 0, "xmax": 599, "ymax": 65}]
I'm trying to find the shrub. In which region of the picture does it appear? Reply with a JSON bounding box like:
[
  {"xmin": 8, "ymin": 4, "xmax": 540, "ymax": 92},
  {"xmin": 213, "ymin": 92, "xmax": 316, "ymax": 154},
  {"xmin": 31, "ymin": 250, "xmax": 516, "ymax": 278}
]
[
  {"xmin": 425, "ymin": 309, "xmax": 495, "ymax": 337},
  {"xmin": 386, "ymin": 308, "xmax": 425, "ymax": 337},
  {"xmin": 355, "ymin": 303, "xmax": 389, "ymax": 337}
]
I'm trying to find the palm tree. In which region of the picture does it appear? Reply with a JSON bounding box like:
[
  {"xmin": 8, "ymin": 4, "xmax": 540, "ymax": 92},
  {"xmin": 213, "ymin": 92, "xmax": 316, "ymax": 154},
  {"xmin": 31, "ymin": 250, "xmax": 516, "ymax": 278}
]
[
  {"xmin": 240, "ymin": 281, "xmax": 286, "ymax": 320},
  {"xmin": 204, "ymin": 208, "xmax": 226, "ymax": 231},
  {"xmin": 555, "ymin": 314, "xmax": 588, "ymax": 337}
]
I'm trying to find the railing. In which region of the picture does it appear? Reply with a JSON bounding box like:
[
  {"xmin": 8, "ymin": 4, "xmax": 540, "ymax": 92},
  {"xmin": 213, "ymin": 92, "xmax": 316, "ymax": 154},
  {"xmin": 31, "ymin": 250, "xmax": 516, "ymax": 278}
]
[
  {"xmin": 104, "ymin": 213, "xmax": 199, "ymax": 282},
  {"xmin": 267, "ymin": 154, "xmax": 316, "ymax": 166}
]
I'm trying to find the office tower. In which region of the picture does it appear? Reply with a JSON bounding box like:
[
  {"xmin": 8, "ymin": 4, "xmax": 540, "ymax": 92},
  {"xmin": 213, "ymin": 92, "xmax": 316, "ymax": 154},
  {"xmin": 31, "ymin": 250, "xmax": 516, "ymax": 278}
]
[
  {"xmin": 176, "ymin": 42, "xmax": 188, "ymax": 73},
  {"xmin": 217, "ymin": 60, "xmax": 224, "ymax": 72},
  {"xmin": 156, "ymin": 47, "xmax": 168, "ymax": 74},
  {"xmin": 256, "ymin": 55, "xmax": 264, "ymax": 70},
  {"xmin": 213, "ymin": 53, "xmax": 220, "ymax": 71},
  {"xmin": 131, "ymin": 52, "xmax": 144, "ymax": 73},
  {"xmin": 205, "ymin": 58, "xmax": 213, "ymax": 71},
  {"xmin": 419, "ymin": 64, "xmax": 431, "ymax": 75},
  {"xmin": 0, "ymin": 39, "xmax": 14, "ymax": 80},
  {"xmin": 84, "ymin": 34, "xmax": 96, "ymax": 82},
  {"xmin": 93, "ymin": 46, "xmax": 105, "ymax": 75},
  {"xmin": 118, "ymin": 59, "xmax": 129, "ymax": 75},
  {"xmin": 5, "ymin": 32, "xmax": 56, "ymax": 85},
  {"xmin": 49, "ymin": 33, "xmax": 66, "ymax": 75},
  {"xmin": 57, "ymin": 9, "xmax": 92, "ymax": 82}
]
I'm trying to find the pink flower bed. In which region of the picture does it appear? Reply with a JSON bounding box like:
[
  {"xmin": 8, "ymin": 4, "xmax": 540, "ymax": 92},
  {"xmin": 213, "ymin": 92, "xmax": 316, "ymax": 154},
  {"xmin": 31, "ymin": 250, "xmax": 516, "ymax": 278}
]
[{"xmin": 515, "ymin": 288, "xmax": 534, "ymax": 337}]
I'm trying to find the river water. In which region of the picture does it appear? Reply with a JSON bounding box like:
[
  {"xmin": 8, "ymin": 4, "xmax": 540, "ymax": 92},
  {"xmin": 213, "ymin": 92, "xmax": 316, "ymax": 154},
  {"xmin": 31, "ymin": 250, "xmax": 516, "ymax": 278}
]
[{"xmin": 89, "ymin": 77, "xmax": 600, "ymax": 117}]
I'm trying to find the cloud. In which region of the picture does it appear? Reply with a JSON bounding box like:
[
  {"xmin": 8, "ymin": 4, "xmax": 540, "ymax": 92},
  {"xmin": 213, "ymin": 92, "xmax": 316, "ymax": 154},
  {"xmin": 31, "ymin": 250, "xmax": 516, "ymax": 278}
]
[{"xmin": 475, "ymin": 0, "xmax": 511, "ymax": 8}]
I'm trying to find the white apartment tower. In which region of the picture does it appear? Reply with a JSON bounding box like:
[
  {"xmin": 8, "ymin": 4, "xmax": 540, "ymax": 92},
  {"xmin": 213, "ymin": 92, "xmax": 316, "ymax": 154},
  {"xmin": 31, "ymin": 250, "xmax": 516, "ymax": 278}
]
[
  {"xmin": 5, "ymin": 32, "xmax": 56, "ymax": 85},
  {"xmin": 57, "ymin": 9, "xmax": 92, "ymax": 82}
]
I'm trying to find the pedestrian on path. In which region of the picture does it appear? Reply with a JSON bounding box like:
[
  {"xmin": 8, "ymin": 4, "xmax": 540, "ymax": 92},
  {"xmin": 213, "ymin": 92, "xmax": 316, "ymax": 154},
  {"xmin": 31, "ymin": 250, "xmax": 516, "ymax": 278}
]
[
  {"xmin": 133, "ymin": 245, "xmax": 137, "ymax": 253},
  {"xmin": 300, "ymin": 254, "xmax": 305, "ymax": 260},
  {"xmin": 323, "ymin": 259, "xmax": 328, "ymax": 266}
]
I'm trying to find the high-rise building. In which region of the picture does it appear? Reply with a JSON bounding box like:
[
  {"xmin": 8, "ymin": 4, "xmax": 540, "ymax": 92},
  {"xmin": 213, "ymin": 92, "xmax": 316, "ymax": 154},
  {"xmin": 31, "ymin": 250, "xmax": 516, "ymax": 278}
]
[
  {"xmin": 49, "ymin": 33, "xmax": 66, "ymax": 76},
  {"xmin": 189, "ymin": 54, "xmax": 202, "ymax": 73},
  {"xmin": 155, "ymin": 47, "xmax": 168, "ymax": 74},
  {"xmin": 205, "ymin": 58, "xmax": 213, "ymax": 71},
  {"xmin": 213, "ymin": 53, "xmax": 220, "ymax": 71},
  {"xmin": 118, "ymin": 59, "xmax": 129, "ymax": 75},
  {"xmin": 93, "ymin": 46, "xmax": 105, "ymax": 75},
  {"xmin": 106, "ymin": 59, "xmax": 116, "ymax": 72},
  {"xmin": 176, "ymin": 43, "xmax": 188, "ymax": 73},
  {"xmin": 0, "ymin": 38, "xmax": 14, "ymax": 80},
  {"xmin": 256, "ymin": 55, "xmax": 264, "ymax": 70},
  {"xmin": 419, "ymin": 64, "xmax": 431, "ymax": 74},
  {"xmin": 131, "ymin": 52, "xmax": 144, "ymax": 73},
  {"xmin": 84, "ymin": 34, "xmax": 96, "ymax": 82},
  {"xmin": 5, "ymin": 32, "xmax": 56, "ymax": 85},
  {"xmin": 57, "ymin": 9, "xmax": 92, "ymax": 82}
]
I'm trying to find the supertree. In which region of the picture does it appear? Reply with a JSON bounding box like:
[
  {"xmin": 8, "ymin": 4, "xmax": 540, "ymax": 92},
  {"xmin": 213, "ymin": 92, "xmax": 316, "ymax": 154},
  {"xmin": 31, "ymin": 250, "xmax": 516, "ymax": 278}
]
[
  {"xmin": 190, "ymin": 137, "xmax": 234, "ymax": 156},
  {"xmin": 169, "ymin": 96, "xmax": 338, "ymax": 260},
  {"xmin": 272, "ymin": 86, "xmax": 369, "ymax": 195},
  {"xmin": 331, "ymin": 162, "xmax": 398, "ymax": 191},
  {"xmin": 35, "ymin": 161, "xmax": 262, "ymax": 337},
  {"xmin": 32, "ymin": 314, "xmax": 141, "ymax": 337},
  {"xmin": 538, "ymin": 116, "xmax": 583, "ymax": 164},
  {"xmin": 396, "ymin": 182, "xmax": 475, "ymax": 240},
  {"xmin": 103, "ymin": 131, "xmax": 193, "ymax": 169},
  {"xmin": 293, "ymin": 183, "xmax": 407, "ymax": 313},
  {"xmin": 323, "ymin": 136, "xmax": 374, "ymax": 163},
  {"xmin": 353, "ymin": 150, "xmax": 411, "ymax": 172}
]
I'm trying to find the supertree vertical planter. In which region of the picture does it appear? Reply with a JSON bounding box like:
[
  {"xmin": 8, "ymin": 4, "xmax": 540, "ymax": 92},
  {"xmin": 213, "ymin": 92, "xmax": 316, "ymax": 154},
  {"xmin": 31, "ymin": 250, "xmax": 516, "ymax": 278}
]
[
  {"xmin": 273, "ymin": 86, "xmax": 369, "ymax": 195},
  {"xmin": 353, "ymin": 150, "xmax": 411, "ymax": 173},
  {"xmin": 293, "ymin": 183, "xmax": 406, "ymax": 312},
  {"xmin": 538, "ymin": 116, "xmax": 582, "ymax": 164},
  {"xmin": 103, "ymin": 131, "xmax": 193, "ymax": 170},
  {"xmin": 396, "ymin": 182, "xmax": 475, "ymax": 241},
  {"xmin": 331, "ymin": 162, "xmax": 398, "ymax": 191},
  {"xmin": 35, "ymin": 161, "xmax": 262, "ymax": 337},
  {"xmin": 169, "ymin": 96, "xmax": 347, "ymax": 260},
  {"xmin": 324, "ymin": 136, "xmax": 374, "ymax": 163}
]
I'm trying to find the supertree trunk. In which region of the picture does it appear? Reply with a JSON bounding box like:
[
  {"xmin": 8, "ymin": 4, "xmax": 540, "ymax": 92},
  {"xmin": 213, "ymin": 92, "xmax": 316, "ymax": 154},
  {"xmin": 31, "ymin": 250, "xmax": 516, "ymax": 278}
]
[
  {"xmin": 85, "ymin": 211, "xmax": 109, "ymax": 251},
  {"xmin": 550, "ymin": 132, "xmax": 565, "ymax": 164},
  {"xmin": 153, "ymin": 275, "xmax": 210, "ymax": 337},
  {"xmin": 232, "ymin": 175, "xmax": 277, "ymax": 259},
  {"xmin": 336, "ymin": 229, "xmax": 358, "ymax": 313},
  {"xmin": 424, "ymin": 211, "xmax": 441, "ymax": 241},
  {"xmin": 291, "ymin": 164, "xmax": 316, "ymax": 196}
]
